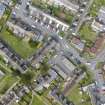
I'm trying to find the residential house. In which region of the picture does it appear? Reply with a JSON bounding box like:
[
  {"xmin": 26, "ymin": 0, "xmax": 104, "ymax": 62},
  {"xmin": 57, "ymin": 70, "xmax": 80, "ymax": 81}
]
[
  {"xmin": 71, "ymin": 36, "xmax": 85, "ymax": 51},
  {"xmin": 0, "ymin": 70, "xmax": 4, "ymax": 78},
  {"xmin": 35, "ymin": 70, "xmax": 57, "ymax": 91},
  {"xmin": 91, "ymin": 7, "xmax": 105, "ymax": 32},
  {"xmin": 45, "ymin": 0, "xmax": 79, "ymax": 13},
  {"xmin": 0, "ymin": 3, "xmax": 6, "ymax": 19},
  {"xmin": 85, "ymin": 34, "xmax": 105, "ymax": 55}
]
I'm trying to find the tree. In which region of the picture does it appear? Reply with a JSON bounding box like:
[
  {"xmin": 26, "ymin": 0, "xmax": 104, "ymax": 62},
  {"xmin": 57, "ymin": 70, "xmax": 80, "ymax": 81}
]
[
  {"xmin": 39, "ymin": 61, "xmax": 50, "ymax": 75},
  {"xmin": 21, "ymin": 71, "xmax": 35, "ymax": 85}
]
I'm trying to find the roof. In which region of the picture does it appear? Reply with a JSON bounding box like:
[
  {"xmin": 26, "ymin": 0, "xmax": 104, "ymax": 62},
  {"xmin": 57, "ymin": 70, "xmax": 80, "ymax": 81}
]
[
  {"xmin": 71, "ymin": 37, "xmax": 85, "ymax": 51},
  {"xmin": 0, "ymin": 3, "xmax": 5, "ymax": 17},
  {"xmin": 98, "ymin": 7, "xmax": 105, "ymax": 25},
  {"xmin": 62, "ymin": 57, "xmax": 75, "ymax": 72},
  {"xmin": 85, "ymin": 35, "xmax": 105, "ymax": 54},
  {"xmin": 0, "ymin": 3, "xmax": 6, "ymax": 16}
]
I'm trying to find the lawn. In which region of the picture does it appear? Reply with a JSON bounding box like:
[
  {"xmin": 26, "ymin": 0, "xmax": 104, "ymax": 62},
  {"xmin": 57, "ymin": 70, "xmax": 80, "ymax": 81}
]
[
  {"xmin": 67, "ymin": 70, "xmax": 93, "ymax": 105},
  {"xmin": 0, "ymin": 57, "xmax": 19, "ymax": 95},
  {"xmin": 0, "ymin": 74, "xmax": 18, "ymax": 95},
  {"xmin": 79, "ymin": 23, "xmax": 96, "ymax": 42},
  {"xmin": 32, "ymin": 95, "xmax": 46, "ymax": 105},
  {"xmin": 90, "ymin": 0, "xmax": 105, "ymax": 16},
  {"xmin": 0, "ymin": 29, "xmax": 37, "ymax": 58}
]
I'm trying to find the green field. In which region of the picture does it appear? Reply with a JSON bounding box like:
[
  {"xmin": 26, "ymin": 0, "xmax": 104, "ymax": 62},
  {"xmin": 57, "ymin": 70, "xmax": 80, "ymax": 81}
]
[
  {"xmin": 31, "ymin": 95, "xmax": 46, "ymax": 105},
  {"xmin": 79, "ymin": 23, "xmax": 96, "ymax": 42},
  {"xmin": 0, "ymin": 29, "xmax": 37, "ymax": 58},
  {"xmin": 0, "ymin": 57, "xmax": 19, "ymax": 95},
  {"xmin": 0, "ymin": 74, "xmax": 18, "ymax": 95}
]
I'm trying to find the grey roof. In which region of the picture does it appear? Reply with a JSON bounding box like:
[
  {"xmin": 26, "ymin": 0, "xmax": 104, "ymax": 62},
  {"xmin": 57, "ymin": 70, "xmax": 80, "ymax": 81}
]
[
  {"xmin": 0, "ymin": 3, "xmax": 5, "ymax": 17},
  {"xmin": 98, "ymin": 7, "xmax": 105, "ymax": 24}
]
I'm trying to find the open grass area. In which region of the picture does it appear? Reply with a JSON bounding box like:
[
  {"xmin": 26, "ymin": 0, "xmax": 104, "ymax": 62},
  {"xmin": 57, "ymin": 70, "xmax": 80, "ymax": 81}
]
[
  {"xmin": 13, "ymin": 92, "xmax": 46, "ymax": 105},
  {"xmin": 90, "ymin": 0, "xmax": 105, "ymax": 16},
  {"xmin": 0, "ymin": 29, "xmax": 37, "ymax": 58},
  {"xmin": 79, "ymin": 23, "xmax": 96, "ymax": 42},
  {"xmin": 32, "ymin": 95, "xmax": 46, "ymax": 105},
  {"xmin": 0, "ymin": 74, "xmax": 18, "ymax": 95}
]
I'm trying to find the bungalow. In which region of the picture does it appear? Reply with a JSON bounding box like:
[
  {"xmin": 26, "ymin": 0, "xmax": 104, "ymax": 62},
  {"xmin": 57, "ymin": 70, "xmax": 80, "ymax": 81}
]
[
  {"xmin": 85, "ymin": 34, "xmax": 105, "ymax": 55},
  {"xmin": 35, "ymin": 70, "xmax": 57, "ymax": 91},
  {"xmin": 71, "ymin": 36, "xmax": 85, "ymax": 51},
  {"xmin": 0, "ymin": 70, "xmax": 5, "ymax": 78},
  {"xmin": 91, "ymin": 7, "xmax": 105, "ymax": 32}
]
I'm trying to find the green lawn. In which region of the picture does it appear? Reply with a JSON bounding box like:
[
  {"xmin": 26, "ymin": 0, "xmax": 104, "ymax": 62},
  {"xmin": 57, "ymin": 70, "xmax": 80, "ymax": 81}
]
[
  {"xmin": 0, "ymin": 74, "xmax": 18, "ymax": 95},
  {"xmin": 79, "ymin": 23, "xmax": 96, "ymax": 42},
  {"xmin": 0, "ymin": 29, "xmax": 37, "ymax": 58},
  {"xmin": 90, "ymin": 0, "xmax": 105, "ymax": 16},
  {"xmin": 68, "ymin": 84, "xmax": 92, "ymax": 105},
  {"xmin": 32, "ymin": 95, "xmax": 45, "ymax": 105}
]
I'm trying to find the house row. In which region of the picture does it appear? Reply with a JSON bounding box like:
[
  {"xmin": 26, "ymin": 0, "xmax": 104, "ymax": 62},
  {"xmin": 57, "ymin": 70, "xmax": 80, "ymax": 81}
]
[
  {"xmin": 44, "ymin": 0, "xmax": 79, "ymax": 13},
  {"xmin": 29, "ymin": 5, "xmax": 69, "ymax": 33},
  {"xmin": 0, "ymin": 39, "xmax": 28, "ymax": 73},
  {"xmin": 0, "ymin": 84, "xmax": 29, "ymax": 105},
  {"xmin": 7, "ymin": 19, "xmax": 43, "ymax": 42}
]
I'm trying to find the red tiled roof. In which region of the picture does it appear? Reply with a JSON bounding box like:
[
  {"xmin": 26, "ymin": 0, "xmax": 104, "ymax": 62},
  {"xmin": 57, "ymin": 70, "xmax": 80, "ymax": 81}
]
[{"xmin": 85, "ymin": 35, "xmax": 105, "ymax": 54}]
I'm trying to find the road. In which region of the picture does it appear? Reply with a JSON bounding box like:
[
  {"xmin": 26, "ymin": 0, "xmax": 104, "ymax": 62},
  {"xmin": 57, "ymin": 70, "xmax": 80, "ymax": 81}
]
[{"xmin": 74, "ymin": 0, "xmax": 94, "ymax": 34}]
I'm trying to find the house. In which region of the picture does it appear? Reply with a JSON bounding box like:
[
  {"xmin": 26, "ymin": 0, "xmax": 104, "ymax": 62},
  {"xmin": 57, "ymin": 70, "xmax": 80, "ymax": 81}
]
[
  {"xmin": 0, "ymin": 3, "xmax": 6, "ymax": 19},
  {"xmin": 91, "ymin": 7, "xmax": 105, "ymax": 32},
  {"xmin": 1, "ymin": 0, "xmax": 13, "ymax": 6},
  {"xmin": 29, "ymin": 6, "xmax": 69, "ymax": 33},
  {"xmin": 0, "ymin": 70, "xmax": 4, "ymax": 78},
  {"xmin": 71, "ymin": 36, "xmax": 85, "ymax": 51},
  {"xmin": 88, "ymin": 84, "xmax": 105, "ymax": 105},
  {"xmin": 44, "ymin": 0, "xmax": 79, "ymax": 13},
  {"xmin": 35, "ymin": 70, "xmax": 57, "ymax": 91},
  {"xmin": 85, "ymin": 34, "xmax": 105, "ymax": 55},
  {"xmin": 49, "ymin": 87, "xmax": 74, "ymax": 105}
]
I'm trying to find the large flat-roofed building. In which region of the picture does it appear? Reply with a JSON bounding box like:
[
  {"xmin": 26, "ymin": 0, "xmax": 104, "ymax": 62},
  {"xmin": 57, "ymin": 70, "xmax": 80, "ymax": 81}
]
[
  {"xmin": 91, "ymin": 7, "xmax": 105, "ymax": 32},
  {"xmin": 62, "ymin": 57, "xmax": 75, "ymax": 72},
  {"xmin": 52, "ymin": 55, "xmax": 76, "ymax": 79}
]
